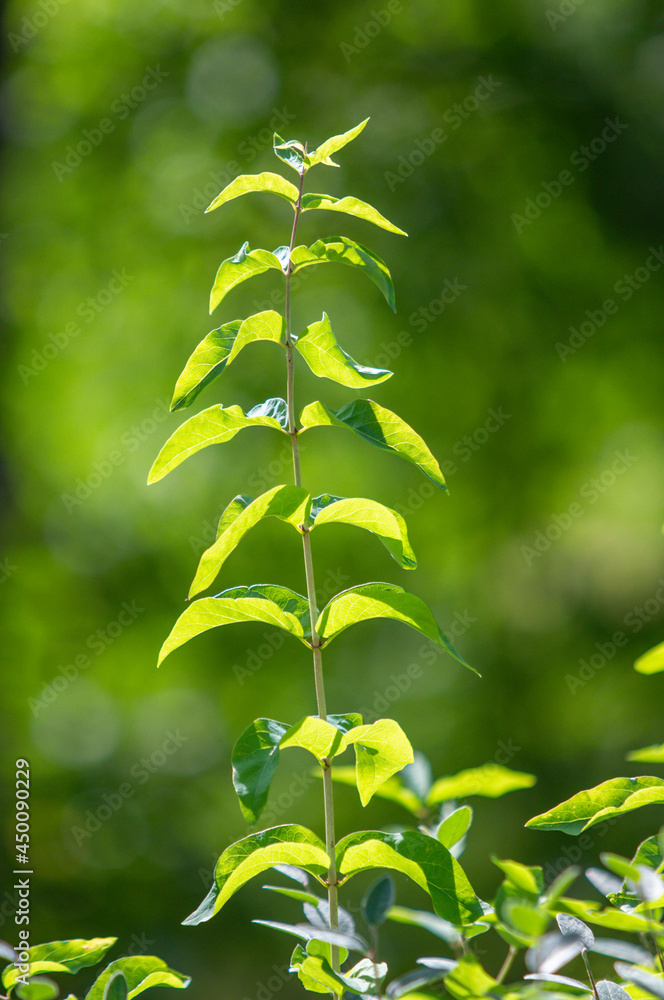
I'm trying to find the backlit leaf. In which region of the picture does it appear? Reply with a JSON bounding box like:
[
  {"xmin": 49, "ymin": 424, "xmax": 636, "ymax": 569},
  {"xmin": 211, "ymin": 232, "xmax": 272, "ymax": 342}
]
[
  {"xmin": 308, "ymin": 119, "xmax": 369, "ymax": 167},
  {"xmin": 310, "ymin": 494, "xmax": 416, "ymax": 569},
  {"xmin": 438, "ymin": 806, "xmax": 473, "ymax": 849},
  {"xmin": 182, "ymin": 826, "xmax": 329, "ymax": 925},
  {"xmin": 3, "ymin": 941, "xmax": 118, "ymax": 991},
  {"xmin": 301, "ymin": 193, "xmax": 407, "ymax": 235},
  {"xmin": 289, "ymin": 237, "xmax": 396, "ymax": 310},
  {"xmin": 429, "ymin": 765, "xmax": 536, "ymax": 804},
  {"xmin": 226, "ymin": 310, "xmax": 286, "ymax": 367},
  {"xmin": 526, "ymin": 777, "xmax": 664, "ymax": 834},
  {"xmin": 170, "ymin": 321, "xmax": 240, "ymax": 411},
  {"xmin": 295, "ymin": 312, "xmax": 393, "ymax": 388},
  {"xmin": 205, "ymin": 172, "xmax": 299, "ymax": 213},
  {"xmin": 84, "ymin": 958, "xmax": 190, "ymax": 1000},
  {"xmin": 339, "ymin": 718, "xmax": 414, "ymax": 806},
  {"xmin": 627, "ymin": 744, "xmax": 664, "ymax": 763},
  {"xmin": 635, "ymin": 641, "xmax": 664, "ymax": 675},
  {"xmin": 209, "ymin": 242, "xmax": 284, "ymax": 313}
]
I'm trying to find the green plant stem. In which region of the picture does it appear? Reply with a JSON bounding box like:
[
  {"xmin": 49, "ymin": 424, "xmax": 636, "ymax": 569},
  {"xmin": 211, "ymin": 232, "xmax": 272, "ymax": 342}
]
[
  {"xmin": 284, "ymin": 161, "xmax": 341, "ymax": 975},
  {"xmin": 495, "ymin": 945, "xmax": 516, "ymax": 984},
  {"xmin": 582, "ymin": 948, "xmax": 598, "ymax": 1000}
]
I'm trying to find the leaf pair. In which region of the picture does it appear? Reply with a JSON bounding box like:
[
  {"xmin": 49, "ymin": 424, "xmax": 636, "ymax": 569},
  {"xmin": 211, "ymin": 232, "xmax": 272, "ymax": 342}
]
[
  {"xmin": 182, "ymin": 824, "xmax": 482, "ymax": 928},
  {"xmin": 232, "ymin": 713, "xmax": 413, "ymax": 823}
]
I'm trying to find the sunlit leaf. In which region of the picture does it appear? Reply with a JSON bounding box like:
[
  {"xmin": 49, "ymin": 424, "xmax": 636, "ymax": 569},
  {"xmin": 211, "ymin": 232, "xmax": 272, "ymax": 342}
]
[
  {"xmin": 205, "ymin": 172, "xmax": 299, "ymax": 213},
  {"xmin": 232, "ymin": 718, "xmax": 290, "ymax": 825},
  {"xmin": 149, "ymin": 399, "xmax": 288, "ymax": 483},
  {"xmin": 492, "ymin": 857, "xmax": 543, "ymax": 897},
  {"xmin": 310, "ymin": 494, "xmax": 416, "ymax": 569},
  {"xmin": 437, "ymin": 806, "xmax": 473, "ymax": 849},
  {"xmin": 209, "ymin": 242, "xmax": 284, "ymax": 313},
  {"xmin": 289, "ymin": 237, "xmax": 396, "ymax": 310},
  {"xmin": 158, "ymin": 584, "xmax": 312, "ymax": 665},
  {"xmin": 182, "ymin": 826, "xmax": 329, "ymax": 925},
  {"xmin": 15, "ymin": 977, "xmax": 60, "ymax": 1000},
  {"xmin": 170, "ymin": 321, "xmax": 241, "ymax": 411},
  {"xmin": 295, "ymin": 312, "xmax": 393, "ymax": 388},
  {"xmin": 325, "ymin": 767, "xmax": 424, "ymax": 815},
  {"xmin": 635, "ymin": 641, "xmax": 664, "ymax": 675},
  {"xmin": 272, "ymin": 134, "xmax": 309, "ymax": 174},
  {"xmin": 84, "ymin": 958, "xmax": 189, "ymax": 1000},
  {"xmin": 301, "ymin": 192, "xmax": 406, "ymax": 235},
  {"xmin": 443, "ymin": 955, "xmax": 497, "ymax": 1000},
  {"xmin": 595, "ymin": 981, "xmax": 632, "ymax": 1000},
  {"xmin": 308, "ymin": 119, "xmax": 369, "ymax": 167},
  {"xmin": 628, "ymin": 744, "xmax": 664, "ymax": 763},
  {"xmin": 336, "ymin": 829, "xmax": 482, "ymax": 925},
  {"xmin": 526, "ymin": 777, "xmax": 664, "ymax": 834},
  {"xmin": 557, "ymin": 913, "xmax": 594, "ymax": 950},
  {"xmin": 102, "ymin": 972, "xmax": 127, "ymax": 1000},
  {"xmin": 3, "ymin": 942, "xmax": 118, "ymax": 991},
  {"xmin": 226, "ymin": 310, "xmax": 286, "ymax": 367},
  {"xmin": 189, "ymin": 486, "xmax": 309, "ymax": 597},
  {"xmin": 280, "ymin": 715, "xmax": 349, "ymax": 761},
  {"xmin": 341, "ymin": 718, "xmax": 414, "ymax": 806},
  {"xmin": 428, "ymin": 764, "xmax": 535, "ymax": 804}
]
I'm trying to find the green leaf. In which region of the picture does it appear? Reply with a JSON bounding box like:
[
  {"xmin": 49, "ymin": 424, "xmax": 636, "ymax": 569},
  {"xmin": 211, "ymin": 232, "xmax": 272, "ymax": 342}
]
[
  {"xmin": 84, "ymin": 959, "xmax": 189, "ymax": 1000},
  {"xmin": 232, "ymin": 719, "xmax": 290, "ymax": 825},
  {"xmin": 295, "ymin": 312, "xmax": 393, "ymax": 388},
  {"xmin": 3, "ymin": 941, "xmax": 118, "ymax": 991},
  {"xmin": 443, "ymin": 956, "xmax": 498, "ymax": 1000},
  {"xmin": 336, "ymin": 829, "xmax": 483, "ymax": 926},
  {"xmin": 289, "ymin": 238, "xmax": 396, "ymax": 310},
  {"xmin": 361, "ymin": 875, "xmax": 395, "ymax": 927},
  {"xmin": 502, "ymin": 900, "xmax": 549, "ymax": 939},
  {"xmin": 209, "ymin": 242, "xmax": 284, "ymax": 313},
  {"xmin": 158, "ymin": 584, "xmax": 312, "ymax": 666},
  {"xmin": 326, "ymin": 767, "xmax": 424, "ymax": 815},
  {"xmin": 317, "ymin": 582, "xmax": 474, "ymax": 673},
  {"xmin": 387, "ymin": 905, "xmax": 463, "ymax": 946},
  {"xmin": 262, "ymin": 885, "xmax": 322, "ymax": 906},
  {"xmin": 299, "ymin": 399, "xmax": 446, "ymax": 490},
  {"xmin": 628, "ymin": 744, "xmax": 664, "ymax": 763},
  {"xmin": 272, "ymin": 134, "xmax": 309, "ymax": 174},
  {"xmin": 205, "ymin": 172, "xmax": 299, "ymax": 213},
  {"xmin": 635, "ymin": 641, "xmax": 664, "ymax": 674},
  {"xmin": 15, "ymin": 978, "xmax": 60, "ymax": 1000},
  {"xmin": 102, "ymin": 973, "xmax": 127, "ymax": 1000},
  {"xmin": 556, "ymin": 897, "xmax": 659, "ymax": 933},
  {"xmin": 428, "ymin": 765, "xmax": 536, "ymax": 804},
  {"xmin": 340, "ymin": 718, "xmax": 414, "ymax": 806},
  {"xmin": 525, "ymin": 777, "xmax": 664, "ymax": 834},
  {"xmin": 148, "ymin": 399, "xmax": 288, "ymax": 484},
  {"xmin": 310, "ymin": 495, "xmax": 416, "ymax": 569},
  {"xmin": 308, "ymin": 119, "xmax": 369, "ymax": 168},
  {"xmin": 227, "ymin": 309, "xmax": 287, "ymax": 367},
  {"xmin": 170, "ymin": 321, "xmax": 241, "ymax": 411},
  {"xmin": 189, "ymin": 486, "xmax": 310, "ymax": 597},
  {"xmin": 280, "ymin": 715, "xmax": 354, "ymax": 761},
  {"xmin": 300, "ymin": 192, "xmax": 407, "ymax": 235},
  {"xmin": 182, "ymin": 826, "xmax": 330, "ymax": 925},
  {"xmin": 437, "ymin": 806, "xmax": 473, "ymax": 849},
  {"xmin": 492, "ymin": 857, "xmax": 543, "ymax": 896}
]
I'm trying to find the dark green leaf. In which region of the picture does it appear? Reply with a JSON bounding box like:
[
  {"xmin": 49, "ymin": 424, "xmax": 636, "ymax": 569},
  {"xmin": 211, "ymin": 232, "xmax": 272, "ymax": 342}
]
[
  {"xmin": 295, "ymin": 312, "xmax": 393, "ymax": 388},
  {"xmin": 361, "ymin": 875, "xmax": 395, "ymax": 927},
  {"xmin": 272, "ymin": 134, "xmax": 309, "ymax": 174},
  {"xmin": 102, "ymin": 973, "xmax": 127, "ymax": 1000},
  {"xmin": 205, "ymin": 172, "xmax": 299, "ymax": 213},
  {"xmin": 232, "ymin": 719, "xmax": 290, "ymax": 825},
  {"xmin": 182, "ymin": 826, "xmax": 329, "ymax": 925}
]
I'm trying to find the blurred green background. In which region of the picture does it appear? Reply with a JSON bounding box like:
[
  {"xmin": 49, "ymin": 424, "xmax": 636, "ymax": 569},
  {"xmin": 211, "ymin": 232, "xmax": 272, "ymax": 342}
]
[{"xmin": 2, "ymin": 0, "xmax": 664, "ymax": 995}]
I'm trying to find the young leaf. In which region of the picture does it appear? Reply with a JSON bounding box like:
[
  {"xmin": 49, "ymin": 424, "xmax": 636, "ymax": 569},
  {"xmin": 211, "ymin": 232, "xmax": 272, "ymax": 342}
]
[
  {"xmin": 526, "ymin": 777, "xmax": 664, "ymax": 834},
  {"xmin": 336, "ymin": 829, "xmax": 483, "ymax": 926},
  {"xmin": 300, "ymin": 192, "xmax": 407, "ymax": 235},
  {"xmin": 209, "ymin": 242, "xmax": 284, "ymax": 313},
  {"xmin": 102, "ymin": 972, "xmax": 127, "ymax": 1000},
  {"xmin": 635, "ymin": 640, "xmax": 664, "ymax": 674},
  {"xmin": 317, "ymin": 582, "xmax": 471, "ymax": 672},
  {"xmin": 309, "ymin": 494, "xmax": 416, "ymax": 569},
  {"xmin": 232, "ymin": 719, "xmax": 290, "ymax": 825},
  {"xmin": 428, "ymin": 764, "xmax": 536, "ymax": 804},
  {"xmin": 299, "ymin": 398, "xmax": 447, "ymax": 490},
  {"xmin": 170, "ymin": 321, "xmax": 241, "ymax": 411},
  {"xmin": 361, "ymin": 875, "xmax": 396, "ymax": 927},
  {"xmin": 272, "ymin": 134, "xmax": 309, "ymax": 174},
  {"xmin": 182, "ymin": 826, "xmax": 329, "ymax": 925},
  {"xmin": 205, "ymin": 172, "xmax": 299, "ymax": 213},
  {"xmin": 289, "ymin": 237, "xmax": 396, "ymax": 310},
  {"xmin": 294, "ymin": 312, "xmax": 393, "ymax": 388},
  {"xmin": 340, "ymin": 718, "xmax": 414, "ymax": 806},
  {"xmin": 84, "ymin": 958, "xmax": 190, "ymax": 1000},
  {"xmin": 437, "ymin": 806, "xmax": 473, "ymax": 849},
  {"xmin": 158, "ymin": 584, "xmax": 312, "ymax": 666},
  {"xmin": 628, "ymin": 743, "xmax": 664, "ymax": 763},
  {"xmin": 148, "ymin": 399, "xmax": 288, "ymax": 484},
  {"xmin": 501, "ymin": 899, "xmax": 549, "ymax": 938},
  {"xmin": 189, "ymin": 486, "xmax": 310, "ymax": 597},
  {"xmin": 308, "ymin": 118, "xmax": 369, "ymax": 167}
]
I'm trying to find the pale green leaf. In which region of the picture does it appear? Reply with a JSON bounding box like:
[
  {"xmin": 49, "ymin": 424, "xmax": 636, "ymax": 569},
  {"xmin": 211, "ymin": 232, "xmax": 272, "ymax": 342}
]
[
  {"xmin": 205, "ymin": 172, "xmax": 299, "ymax": 213},
  {"xmin": 627, "ymin": 744, "xmax": 664, "ymax": 763},
  {"xmin": 491, "ymin": 857, "xmax": 543, "ymax": 896},
  {"xmin": 325, "ymin": 767, "xmax": 424, "ymax": 815},
  {"xmin": 226, "ymin": 309, "xmax": 286, "ymax": 366},
  {"xmin": 316, "ymin": 582, "xmax": 475, "ymax": 672},
  {"xmin": 295, "ymin": 312, "xmax": 393, "ymax": 388},
  {"xmin": 336, "ymin": 829, "xmax": 482, "ymax": 926},
  {"xmin": 189, "ymin": 486, "xmax": 310, "ymax": 597},
  {"xmin": 310, "ymin": 494, "xmax": 416, "ymax": 569},
  {"xmin": 557, "ymin": 897, "xmax": 659, "ymax": 933},
  {"xmin": 209, "ymin": 242, "xmax": 284, "ymax": 313},
  {"xmin": 148, "ymin": 399, "xmax": 287, "ymax": 484},
  {"xmin": 232, "ymin": 719, "xmax": 290, "ymax": 825},
  {"xmin": 428, "ymin": 765, "xmax": 536, "ymax": 804},
  {"xmin": 280, "ymin": 716, "xmax": 348, "ymax": 761},
  {"xmin": 158, "ymin": 584, "xmax": 312, "ymax": 666},
  {"xmin": 299, "ymin": 398, "xmax": 446, "ymax": 489},
  {"xmin": 635, "ymin": 641, "xmax": 664, "ymax": 675},
  {"xmin": 15, "ymin": 977, "xmax": 60, "ymax": 1000},
  {"xmin": 301, "ymin": 192, "xmax": 407, "ymax": 235},
  {"xmin": 182, "ymin": 826, "xmax": 329, "ymax": 925},
  {"xmin": 170, "ymin": 321, "xmax": 241, "ymax": 411},
  {"xmin": 308, "ymin": 119, "xmax": 369, "ymax": 167},
  {"xmin": 338, "ymin": 718, "xmax": 414, "ymax": 806},
  {"xmin": 526, "ymin": 777, "xmax": 664, "ymax": 834},
  {"xmin": 443, "ymin": 956, "xmax": 498, "ymax": 1000},
  {"xmin": 3, "ymin": 941, "xmax": 118, "ymax": 991},
  {"xmin": 289, "ymin": 237, "xmax": 396, "ymax": 310},
  {"xmin": 437, "ymin": 806, "xmax": 473, "ymax": 849},
  {"xmin": 84, "ymin": 958, "xmax": 189, "ymax": 1000}
]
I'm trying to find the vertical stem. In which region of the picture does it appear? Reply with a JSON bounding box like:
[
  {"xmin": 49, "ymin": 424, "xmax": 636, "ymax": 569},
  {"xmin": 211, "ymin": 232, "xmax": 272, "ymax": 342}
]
[
  {"xmin": 284, "ymin": 159, "xmax": 340, "ymax": 972},
  {"xmin": 496, "ymin": 945, "xmax": 516, "ymax": 984}
]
